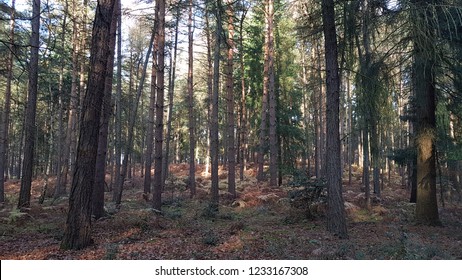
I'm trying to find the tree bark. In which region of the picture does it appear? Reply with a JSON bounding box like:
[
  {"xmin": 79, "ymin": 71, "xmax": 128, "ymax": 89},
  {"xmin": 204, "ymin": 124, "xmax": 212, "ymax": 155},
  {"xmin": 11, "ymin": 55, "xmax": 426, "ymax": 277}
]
[
  {"xmin": 187, "ymin": 0, "xmax": 196, "ymax": 197},
  {"xmin": 267, "ymin": 0, "xmax": 278, "ymax": 187},
  {"xmin": 226, "ymin": 0, "xmax": 236, "ymax": 196},
  {"xmin": 163, "ymin": 6, "xmax": 180, "ymax": 185},
  {"xmin": 413, "ymin": 0, "xmax": 440, "ymax": 225},
  {"xmin": 210, "ymin": 0, "xmax": 222, "ymax": 211},
  {"xmin": 257, "ymin": 1, "xmax": 270, "ymax": 182},
  {"xmin": 152, "ymin": 0, "xmax": 166, "ymax": 211},
  {"xmin": 0, "ymin": 0, "xmax": 16, "ymax": 203},
  {"xmin": 93, "ymin": 0, "xmax": 119, "ymax": 219},
  {"xmin": 321, "ymin": 0, "xmax": 348, "ymax": 238},
  {"xmin": 18, "ymin": 0, "xmax": 41, "ymax": 209},
  {"xmin": 61, "ymin": 0, "xmax": 116, "ymax": 250}
]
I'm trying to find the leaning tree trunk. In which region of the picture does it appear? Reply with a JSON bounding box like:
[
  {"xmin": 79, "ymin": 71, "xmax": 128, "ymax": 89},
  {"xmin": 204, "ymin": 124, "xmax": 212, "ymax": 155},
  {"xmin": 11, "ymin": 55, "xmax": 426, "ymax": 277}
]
[
  {"xmin": 93, "ymin": 0, "xmax": 118, "ymax": 219},
  {"xmin": 61, "ymin": 0, "xmax": 116, "ymax": 250},
  {"xmin": 18, "ymin": 0, "xmax": 40, "ymax": 209},
  {"xmin": 321, "ymin": 0, "xmax": 348, "ymax": 238}
]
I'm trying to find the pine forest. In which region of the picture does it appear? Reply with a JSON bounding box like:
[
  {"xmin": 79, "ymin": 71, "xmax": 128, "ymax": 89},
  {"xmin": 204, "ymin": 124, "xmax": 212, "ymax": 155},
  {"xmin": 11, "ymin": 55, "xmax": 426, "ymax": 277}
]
[{"xmin": 0, "ymin": 0, "xmax": 461, "ymax": 259}]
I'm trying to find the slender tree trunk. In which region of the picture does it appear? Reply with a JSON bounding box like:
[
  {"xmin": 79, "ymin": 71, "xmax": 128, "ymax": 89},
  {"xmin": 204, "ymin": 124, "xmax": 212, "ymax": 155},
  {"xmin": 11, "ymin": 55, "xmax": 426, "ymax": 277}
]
[
  {"xmin": 61, "ymin": 0, "xmax": 116, "ymax": 250},
  {"xmin": 210, "ymin": 0, "xmax": 222, "ymax": 211},
  {"xmin": 204, "ymin": 8, "xmax": 213, "ymax": 176},
  {"xmin": 144, "ymin": 16, "xmax": 158, "ymax": 196},
  {"xmin": 163, "ymin": 7, "xmax": 180, "ymax": 185},
  {"xmin": 113, "ymin": 0, "xmax": 122, "ymax": 193},
  {"xmin": 238, "ymin": 7, "xmax": 248, "ymax": 181},
  {"xmin": 322, "ymin": 0, "xmax": 348, "ymax": 238},
  {"xmin": 226, "ymin": 0, "xmax": 236, "ymax": 196},
  {"xmin": 0, "ymin": 0, "xmax": 16, "ymax": 203},
  {"xmin": 257, "ymin": 1, "xmax": 270, "ymax": 182},
  {"xmin": 114, "ymin": 29, "xmax": 155, "ymax": 206},
  {"xmin": 57, "ymin": 0, "xmax": 82, "ymax": 198},
  {"xmin": 267, "ymin": 0, "xmax": 278, "ymax": 186},
  {"xmin": 93, "ymin": 0, "xmax": 118, "ymax": 219},
  {"xmin": 18, "ymin": 0, "xmax": 41, "ymax": 209},
  {"xmin": 187, "ymin": 0, "xmax": 196, "ymax": 197},
  {"xmin": 152, "ymin": 0, "xmax": 166, "ymax": 211}
]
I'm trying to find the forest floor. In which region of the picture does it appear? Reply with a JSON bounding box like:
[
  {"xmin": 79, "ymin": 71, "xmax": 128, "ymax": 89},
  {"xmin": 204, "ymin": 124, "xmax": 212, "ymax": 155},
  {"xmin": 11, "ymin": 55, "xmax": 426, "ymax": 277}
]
[{"xmin": 1, "ymin": 164, "xmax": 461, "ymax": 260}]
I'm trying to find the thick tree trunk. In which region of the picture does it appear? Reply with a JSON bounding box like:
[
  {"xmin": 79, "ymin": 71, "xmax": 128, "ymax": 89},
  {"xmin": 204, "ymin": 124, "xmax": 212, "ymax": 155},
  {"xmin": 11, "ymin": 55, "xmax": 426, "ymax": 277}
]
[
  {"xmin": 413, "ymin": 0, "xmax": 440, "ymax": 226},
  {"xmin": 93, "ymin": 0, "xmax": 118, "ymax": 219},
  {"xmin": 61, "ymin": 0, "xmax": 116, "ymax": 250},
  {"xmin": 322, "ymin": 0, "xmax": 348, "ymax": 238},
  {"xmin": 18, "ymin": 0, "xmax": 41, "ymax": 209}
]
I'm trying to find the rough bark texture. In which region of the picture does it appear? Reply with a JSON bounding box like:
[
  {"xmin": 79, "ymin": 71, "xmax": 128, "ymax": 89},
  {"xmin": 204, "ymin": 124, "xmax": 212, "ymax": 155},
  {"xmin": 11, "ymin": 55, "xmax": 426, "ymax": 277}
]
[
  {"xmin": 93, "ymin": 0, "xmax": 118, "ymax": 219},
  {"xmin": 18, "ymin": 0, "xmax": 41, "ymax": 209},
  {"xmin": 321, "ymin": 0, "xmax": 348, "ymax": 238},
  {"xmin": 61, "ymin": 0, "xmax": 116, "ymax": 250},
  {"xmin": 152, "ymin": 0, "xmax": 166, "ymax": 211}
]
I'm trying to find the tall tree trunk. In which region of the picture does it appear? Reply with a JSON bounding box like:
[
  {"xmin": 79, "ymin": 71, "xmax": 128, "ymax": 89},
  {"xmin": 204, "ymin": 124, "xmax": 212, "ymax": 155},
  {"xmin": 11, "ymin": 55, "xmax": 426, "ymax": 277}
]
[
  {"xmin": 187, "ymin": 0, "xmax": 196, "ymax": 197},
  {"xmin": 61, "ymin": 0, "xmax": 116, "ymax": 250},
  {"xmin": 18, "ymin": 0, "xmax": 41, "ymax": 209},
  {"xmin": 56, "ymin": 0, "xmax": 82, "ymax": 198},
  {"xmin": 152, "ymin": 0, "xmax": 166, "ymax": 211},
  {"xmin": 321, "ymin": 0, "xmax": 348, "ymax": 238},
  {"xmin": 210, "ymin": 0, "xmax": 222, "ymax": 211},
  {"xmin": 144, "ymin": 15, "xmax": 158, "ymax": 196},
  {"xmin": 226, "ymin": 0, "xmax": 236, "ymax": 196},
  {"xmin": 238, "ymin": 7, "xmax": 248, "ymax": 181},
  {"xmin": 0, "ymin": 0, "xmax": 16, "ymax": 203},
  {"xmin": 413, "ymin": 0, "xmax": 440, "ymax": 225},
  {"xmin": 204, "ymin": 8, "xmax": 213, "ymax": 176},
  {"xmin": 267, "ymin": 0, "xmax": 278, "ymax": 187},
  {"xmin": 163, "ymin": 7, "xmax": 180, "ymax": 185},
  {"xmin": 257, "ymin": 1, "xmax": 270, "ymax": 182},
  {"xmin": 93, "ymin": 0, "xmax": 118, "ymax": 219},
  {"xmin": 113, "ymin": 0, "xmax": 122, "ymax": 193},
  {"xmin": 114, "ymin": 29, "xmax": 155, "ymax": 206}
]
